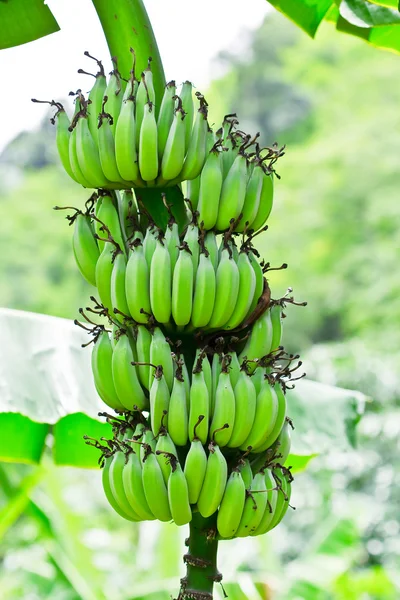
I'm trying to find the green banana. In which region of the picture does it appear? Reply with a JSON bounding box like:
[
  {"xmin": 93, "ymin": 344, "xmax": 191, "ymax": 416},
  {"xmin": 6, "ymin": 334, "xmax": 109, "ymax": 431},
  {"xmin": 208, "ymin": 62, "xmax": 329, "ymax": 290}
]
[
  {"xmin": 195, "ymin": 349, "xmax": 212, "ymax": 400},
  {"xmin": 210, "ymin": 356, "xmax": 235, "ymax": 447},
  {"xmin": 191, "ymin": 249, "xmax": 216, "ymax": 329},
  {"xmin": 237, "ymin": 457, "xmax": 253, "ymax": 490},
  {"xmin": 141, "ymin": 445, "xmax": 172, "ymax": 522},
  {"xmin": 235, "ymin": 471, "xmax": 268, "ymax": 537},
  {"xmin": 186, "ymin": 176, "xmax": 200, "ymax": 211},
  {"xmin": 91, "ymin": 328, "xmax": 123, "ymax": 411},
  {"xmin": 161, "ymin": 98, "xmax": 186, "ymax": 181},
  {"xmin": 238, "ymin": 309, "xmax": 273, "ymax": 371},
  {"xmin": 235, "ymin": 162, "xmax": 263, "ymax": 232},
  {"xmin": 136, "ymin": 325, "xmax": 152, "ymax": 390},
  {"xmin": 215, "ymin": 151, "xmax": 248, "ymax": 231},
  {"xmin": 227, "ymin": 367, "xmax": 257, "ymax": 448},
  {"xmin": 72, "ymin": 210, "xmax": 99, "ymax": 286},
  {"xmin": 188, "ymin": 362, "xmax": 209, "ymax": 445},
  {"xmin": 250, "ymin": 170, "xmax": 274, "ymax": 233},
  {"xmin": 139, "ymin": 428, "xmax": 156, "ymax": 462},
  {"xmin": 75, "ymin": 103, "xmax": 108, "ymax": 187},
  {"xmin": 157, "ymin": 80, "xmax": 177, "ymax": 159},
  {"xmin": 171, "ymin": 242, "xmax": 194, "ymax": 327},
  {"xmin": 98, "ymin": 103, "xmax": 125, "ymax": 184},
  {"xmin": 122, "ymin": 449, "xmax": 155, "ymax": 520},
  {"xmin": 270, "ymin": 303, "xmax": 283, "ymax": 352},
  {"xmin": 110, "ymin": 249, "xmax": 130, "ymax": 320},
  {"xmin": 102, "ymin": 454, "xmax": 136, "ymax": 520},
  {"xmin": 240, "ymin": 382, "xmax": 279, "ymax": 451},
  {"xmin": 125, "ymin": 240, "xmax": 151, "ymax": 323},
  {"xmin": 253, "ymin": 383, "xmax": 287, "ymax": 453},
  {"xmin": 103, "ymin": 64, "xmax": 125, "ymax": 135},
  {"xmin": 217, "ymin": 469, "xmax": 246, "ymax": 539},
  {"xmin": 149, "ymin": 365, "xmax": 170, "ymax": 436},
  {"xmin": 68, "ymin": 96, "xmax": 95, "ymax": 188},
  {"xmin": 95, "ymin": 244, "xmax": 114, "ymax": 315},
  {"xmin": 143, "ymin": 224, "xmax": 158, "ymax": 267},
  {"xmin": 167, "ymin": 361, "xmax": 188, "ymax": 446},
  {"xmin": 251, "ymin": 365, "xmax": 267, "ymax": 396},
  {"xmin": 224, "ymin": 250, "xmax": 256, "ymax": 330},
  {"xmin": 155, "ymin": 430, "xmax": 178, "ymax": 484},
  {"xmin": 207, "ymin": 246, "xmax": 240, "ymax": 329},
  {"xmin": 246, "ymin": 252, "xmax": 264, "ymax": 318},
  {"xmin": 150, "ymin": 236, "xmax": 172, "ymax": 324},
  {"xmin": 197, "ymin": 143, "xmax": 223, "ymax": 230},
  {"xmin": 52, "ymin": 104, "xmax": 78, "ymax": 182},
  {"xmin": 111, "ymin": 331, "xmax": 147, "ymax": 411},
  {"xmin": 167, "ymin": 454, "xmax": 192, "ymax": 526},
  {"xmin": 204, "ymin": 231, "xmax": 219, "ymax": 272},
  {"xmin": 179, "ymin": 81, "xmax": 194, "ymax": 151},
  {"xmin": 184, "ymin": 416, "xmax": 208, "ymax": 504},
  {"xmin": 250, "ymin": 468, "xmax": 278, "ymax": 536},
  {"xmin": 211, "ymin": 349, "xmax": 223, "ymax": 416},
  {"xmin": 180, "ymin": 102, "xmax": 208, "ymax": 181},
  {"xmin": 266, "ymin": 467, "xmax": 291, "ymax": 532},
  {"xmin": 139, "ymin": 102, "xmax": 159, "ymax": 182},
  {"xmin": 197, "ymin": 438, "xmax": 228, "ymax": 518},
  {"xmin": 109, "ymin": 450, "xmax": 141, "ymax": 520},
  {"xmin": 183, "ymin": 222, "xmax": 200, "ymax": 282},
  {"xmin": 95, "ymin": 192, "xmax": 125, "ymax": 255},
  {"xmin": 84, "ymin": 53, "xmax": 107, "ymax": 145},
  {"xmin": 164, "ymin": 217, "xmax": 180, "ymax": 272},
  {"xmin": 115, "ymin": 90, "xmax": 141, "ymax": 183},
  {"xmin": 149, "ymin": 327, "xmax": 174, "ymax": 391},
  {"xmin": 274, "ymin": 418, "xmax": 292, "ymax": 465},
  {"xmin": 227, "ymin": 351, "xmax": 241, "ymax": 389}
]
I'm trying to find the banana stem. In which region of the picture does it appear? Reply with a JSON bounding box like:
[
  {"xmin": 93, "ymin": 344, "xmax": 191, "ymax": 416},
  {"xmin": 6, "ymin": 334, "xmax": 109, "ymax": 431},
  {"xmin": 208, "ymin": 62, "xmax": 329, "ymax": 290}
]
[
  {"xmin": 178, "ymin": 512, "xmax": 221, "ymax": 600},
  {"xmin": 91, "ymin": 0, "xmax": 165, "ymax": 107}
]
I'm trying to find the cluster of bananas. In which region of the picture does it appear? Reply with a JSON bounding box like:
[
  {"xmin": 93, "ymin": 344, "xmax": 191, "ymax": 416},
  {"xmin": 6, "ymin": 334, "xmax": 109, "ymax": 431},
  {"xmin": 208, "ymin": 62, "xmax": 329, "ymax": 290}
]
[
  {"xmin": 62, "ymin": 190, "xmax": 279, "ymax": 333},
  {"xmin": 91, "ymin": 417, "xmax": 292, "ymax": 536}
]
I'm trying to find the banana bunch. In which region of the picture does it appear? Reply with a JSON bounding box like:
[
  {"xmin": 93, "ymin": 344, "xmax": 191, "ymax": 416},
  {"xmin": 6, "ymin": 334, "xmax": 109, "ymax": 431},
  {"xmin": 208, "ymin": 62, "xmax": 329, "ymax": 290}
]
[{"xmin": 36, "ymin": 53, "xmax": 209, "ymax": 190}]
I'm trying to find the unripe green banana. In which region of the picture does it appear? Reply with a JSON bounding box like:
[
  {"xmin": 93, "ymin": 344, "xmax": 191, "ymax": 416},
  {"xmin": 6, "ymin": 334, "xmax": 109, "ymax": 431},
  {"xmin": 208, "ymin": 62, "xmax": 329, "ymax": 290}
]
[
  {"xmin": 240, "ymin": 383, "xmax": 279, "ymax": 452},
  {"xmin": 150, "ymin": 236, "xmax": 172, "ymax": 324},
  {"xmin": 204, "ymin": 232, "xmax": 219, "ymax": 272},
  {"xmin": 143, "ymin": 225, "xmax": 158, "ymax": 267},
  {"xmin": 227, "ymin": 351, "xmax": 241, "ymax": 389},
  {"xmin": 102, "ymin": 454, "xmax": 137, "ymax": 520},
  {"xmin": 171, "ymin": 242, "xmax": 194, "ymax": 327},
  {"xmin": 210, "ymin": 358, "xmax": 235, "ymax": 447},
  {"xmin": 95, "ymin": 244, "xmax": 114, "ymax": 315},
  {"xmin": 179, "ymin": 81, "xmax": 194, "ymax": 151},
  {"xmin": 253, "ymin": 383, "xmax": 287, "ymax": 453},
  {"xmin": 211, "ymin": 350, "xmax": 223, "ymax": 416},
  {"xmin": 111, "ymin": 331, "xmax": 147, "ymax": 411},
  {"xmin": 197, "ymin": 440, "xmax": 228, "ymax": 518},
  {"xmin": 197, "ymin": 145, "xmax": 223, "ymax": 230},
  {"xmin": 168, "ymin": 363, "xmax": 189, "ymax": 446},
  {"xmin": 274, "ymin": 418, "xmax": 292, "ymax": 465},
  {"xmin": 98, "ymin": 107, "xmax": 125, "ymax": 184},
  {"xmin": 125, "ymin": 240, "xmax": 151, "ymax": 323},
  {"xmin": 224, "ymin": 250, "xmax": 256, "ymax": 330},
  {"xmin": 251, "ymin": 365, "xmax": 267, "ymax": 396},
  {"xmin": 245, "ymin": 253, "xmax": 264, "ymax": 319},
  {"xmin": 235, "ymin": 471, "xmax": 268, "ymax": 537},
  {"xmin": 215, "ymin": 152, "xmax": 248, "ymax": 231},
  {"xmin": 227, "ymin": 367, "xmax": 257, "ymax": 448},
  {"xmin": 238, "ymin": 309, "xmax": 273, "ymax": 372},
  {"xmin": 149, "ymin": 366, "xmax": 170, "ymax": 436},
  {"xmin": 235, "ymin": 162, "xmax": 263, "ymax": 232},
  {"xmin": 103, "ymin": 66, "xmax": 125, "ymax": 135},
  {"xmin": 157, "ymin": 80, "xmax": 177, "ymax": 159},
  {"xmin": 85, "ymin": 56, "xmax": 107, "ymax": 145},
  {"xmin": 188, "ymin": 364, "xmax": 209, "ymax": 445},
  {"xmin": 149, "ymin": 327, "xmax": 174, "ymax": 391},
  {"xmin": 164, "ymin": 218, "xmax": 180, "ymax": 272},
  {"xmin": 194, "ymin": 349, "xmax": 212, "ymax": 400},
  {"xmin": 184, "ymin": 416, "xmax": 208, "ymax": 504},
  {"xmin": 270, "ymin": 303, "xmax": 283, "ymax": 353},
  {"xmin": 75, "ymin": 109, "xmax": 108, "ymax": 187},
  {"xmin": 92, "ymin": 328, "xmax": 123, "ymax": 411},
  {"xmin": 155, "ymin": 430, "xmax": 178, "ymax": 484},
  {"xmin": 168, "ymin": 457, "xmax": 192, "ymax": 526},
  {"xmin": 180, "ymin": 103, "xmax": 208, "ymax": 181},
  {"xmin": 115, "ymin": 93, "xmax": 141, "ymax": 183},
  {"xmin": 109, "ymin": 450, "xmax": 141, "ymax": 520},
  {"xmin": 250, "ymin": 171, "xmax": 274, "ymax": 232},
  {"xmin": 72, "ymin": 211, "xmax": 99, "ymax": 286},
  {"xmin": 237, "ymin": 458, "xmax": 253, "ymax": 490},
  {"xmin": 141, "ymin": 445, "xmax": 172, "ymax": 522},
  {"xmin": 161, "ymin": 99, "xmax": 186, "ymax": 181},
  {"xmin": 136, "ymin": 325, "xmax": 152, "ymax": 390},
  {"xmin": 183, "ymin": 222, "xmax": 200, "ymax": 282},
  {"xmin": 122, "ymin": 449, "xmax": 155, "ymax": 520},
  {"xmin": 69, "ymin": 99, "xmax": 95, "ymax": 188},
  {"xmin": 207, "ymin": 247, "xmax": 240, "ymax": 329},
  {"xmin": 139, "ymin": 428, "xmax": 156, "ymax": 462},
  {"xmin": 191, "ymin": 250, "xmax": 216, "ymax": 329},
  {"xmin": 139, "ymin": 102, "xmax": 158, "ymax": 182},
  {"xmin": 95, "ymin": 192, "xmax": 125, "ymax": 255},
  {"xmin": 52, "ymin": 105, "xmax": 78, "ymax": 182},
  {"xmin": 217, "ymin": 469, "xmax": 246, "ymax": 539},
  {"xmin": 180, "ymin": 354, "xmax": 191, "ymax": 403},
  {"xmin": 110, "ymin": 250, "xmax": 130, "ymax": 320},
  {"xmin": 265, "ymin": 467, "xmax": 291, "ymax": 532},
  {"xmin": 186, "ymin": 176, "xmax": 200, "ymax": 211},
  {"xmin": 134, "ymin": 71, "xmax": 153, "ymax": 147},
  {"xmin": 250, "ymin": 469, "xmax": 278, "ymax": 536}
]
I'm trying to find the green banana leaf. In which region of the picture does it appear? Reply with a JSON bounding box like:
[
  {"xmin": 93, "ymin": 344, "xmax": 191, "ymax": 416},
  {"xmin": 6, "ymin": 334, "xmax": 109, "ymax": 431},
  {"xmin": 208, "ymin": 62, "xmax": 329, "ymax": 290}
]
[
  {"xmin": 0, "ymin": 0, "xmax": 59, "ymax": 50},
  {"xmin": 0, "ymin": 308, "xmax": 366, "ymax": 469}
]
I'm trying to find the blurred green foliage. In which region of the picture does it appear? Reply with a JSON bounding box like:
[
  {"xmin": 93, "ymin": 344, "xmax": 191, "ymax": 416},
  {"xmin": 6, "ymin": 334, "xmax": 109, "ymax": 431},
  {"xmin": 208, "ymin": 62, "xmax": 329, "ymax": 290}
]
[{"xmin": 0, "ymin": 10, "xmax": 399, "ymax": 599}]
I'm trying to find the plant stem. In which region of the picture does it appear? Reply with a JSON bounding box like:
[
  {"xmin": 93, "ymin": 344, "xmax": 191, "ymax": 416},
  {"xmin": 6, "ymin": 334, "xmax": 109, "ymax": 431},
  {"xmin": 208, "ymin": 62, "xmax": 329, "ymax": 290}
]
[
  {"xmin": 91, "ymin": 0, "xmax": 165, "ymax": 107},
  {"xmin": 178, "ymin": 512, "xmax": 221, "ymax": 600}
]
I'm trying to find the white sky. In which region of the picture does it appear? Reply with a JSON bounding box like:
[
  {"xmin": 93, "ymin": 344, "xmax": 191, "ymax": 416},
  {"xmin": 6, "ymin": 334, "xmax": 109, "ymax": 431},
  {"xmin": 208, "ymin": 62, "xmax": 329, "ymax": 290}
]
[{"xmin": 0, "ymin": 0, "xmax": 269, "ymax": 152}]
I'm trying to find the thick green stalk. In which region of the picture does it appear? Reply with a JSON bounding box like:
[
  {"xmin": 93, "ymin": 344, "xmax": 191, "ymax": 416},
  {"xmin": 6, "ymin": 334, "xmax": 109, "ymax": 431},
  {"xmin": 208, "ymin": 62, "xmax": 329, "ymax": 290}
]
[
  {"xmin": 91, "ymin": 0, "xmax": 165, "ymax": 106},
  {"xmin": 178, "ymin": 512, "xmax": 221, "ymax": 600}
]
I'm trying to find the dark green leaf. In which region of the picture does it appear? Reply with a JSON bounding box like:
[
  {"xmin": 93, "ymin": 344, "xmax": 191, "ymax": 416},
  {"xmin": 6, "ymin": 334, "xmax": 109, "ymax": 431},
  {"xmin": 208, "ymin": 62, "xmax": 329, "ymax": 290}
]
[
  {"xmin": 53, "ymin": 413, "xmax": 112, "ymax": 468},
  {"xmin": 0, "ymin": 0, "xmax": 59, "ymax": 50},
  {"xmin": 0, "ymin": 413, "xmax": 48, "ymax": 464},
  {"xmin": 266, "ymin": 0, "xmax": 334, "ymax": 37},
  {"xmin": 340, "ymin": 0, "xmax": 400, "ymax": 27}
]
